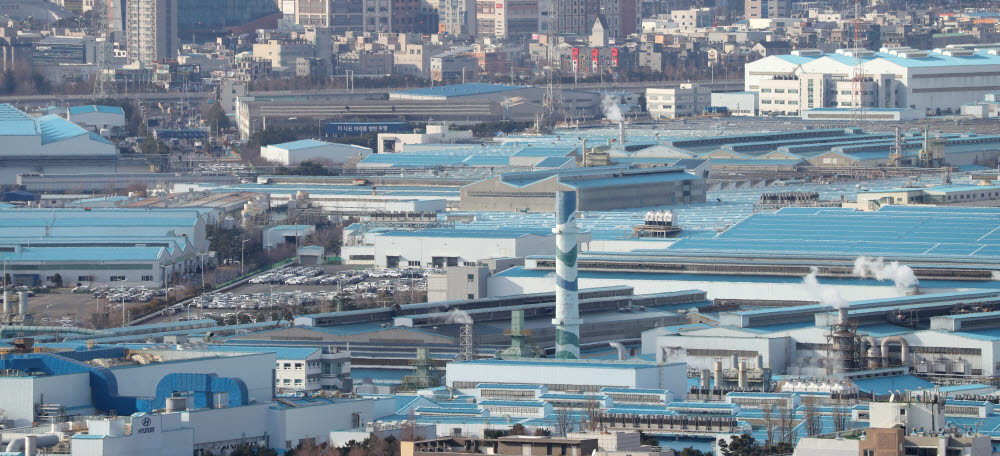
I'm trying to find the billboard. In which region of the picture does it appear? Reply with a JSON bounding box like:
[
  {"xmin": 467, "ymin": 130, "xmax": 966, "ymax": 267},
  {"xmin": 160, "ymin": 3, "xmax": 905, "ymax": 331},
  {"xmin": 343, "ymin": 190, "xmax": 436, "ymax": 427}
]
[{"xmin": 323, "ymin": 122, "xmax": 411, "ymax": 138}]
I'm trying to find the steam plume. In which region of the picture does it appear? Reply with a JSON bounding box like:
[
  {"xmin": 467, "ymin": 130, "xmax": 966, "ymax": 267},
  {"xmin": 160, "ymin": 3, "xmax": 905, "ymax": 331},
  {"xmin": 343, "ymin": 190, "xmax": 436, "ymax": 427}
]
[
  {"xmin": 444, "ymin": 308, "xmax": 473, "ymax": 325},
  {"xmin": 803, "ymin": 267, "xmax": 848, "ymax": 309},
  {"xmin": 601, "ymin": 94, "xmax": 623, "ymax": 122},
  {"xmin": 852, "ymin": 256, "xmax": 919, "ymax": 289}
]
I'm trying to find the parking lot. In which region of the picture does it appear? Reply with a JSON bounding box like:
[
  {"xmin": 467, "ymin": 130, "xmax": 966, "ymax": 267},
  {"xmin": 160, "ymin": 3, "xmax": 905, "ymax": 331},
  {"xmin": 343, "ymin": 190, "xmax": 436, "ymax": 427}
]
[{"xmin": 156, "ymin": 264, "xmax": 435, "ymax": 323}]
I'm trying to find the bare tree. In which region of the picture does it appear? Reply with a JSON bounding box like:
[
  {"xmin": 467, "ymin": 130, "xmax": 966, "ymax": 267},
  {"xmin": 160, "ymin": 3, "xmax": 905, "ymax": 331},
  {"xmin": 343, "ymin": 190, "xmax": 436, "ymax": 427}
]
[
  {"xmin": 832, "ymin": 397, "xmax": 849, "ymax": 433},
  {"xmin": 762, "ymin": 404, "xmax": 775, "ymax": 446},
  {"xmin": 778, "ymin": 405, "xmax": 795, "ymax": 445},
  {"xmin": 802, "ymin": 397, "xmax": 823, "ymax": 437},
  {"xmin": 584, "ymin": 400, "xmax": 602, "ymax": 432},
  {"xmin": 555, "ymin": 408, "xmax": 575, "ymax": 436},
  {"xmin": 370, "ymin": 437, "xmax": 390, "ymax": 456}
]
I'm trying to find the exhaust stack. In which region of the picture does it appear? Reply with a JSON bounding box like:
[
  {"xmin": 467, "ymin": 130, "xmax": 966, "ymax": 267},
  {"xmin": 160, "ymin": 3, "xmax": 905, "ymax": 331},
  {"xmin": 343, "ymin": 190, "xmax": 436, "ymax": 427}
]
[{"xmin": 553, "ymin": 190, "xmax": 581, "ymax": 359}]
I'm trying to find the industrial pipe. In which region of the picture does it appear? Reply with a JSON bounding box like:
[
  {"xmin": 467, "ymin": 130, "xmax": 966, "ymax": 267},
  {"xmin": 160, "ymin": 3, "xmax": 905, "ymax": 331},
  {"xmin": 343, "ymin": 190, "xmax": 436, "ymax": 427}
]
[
  {"xmin": 0, "ymin": 326, "xmax": 113, "ymax": 341},
  {"xmin": 880, "ymin": 336, "xmax": 911, "ymax": 367},
  {"xmin": 609, "ymin": 342, "xmax": 627, "ymax": 361},
  {"xmin": 4, "ymin": 434, "xmax": 59, "ymax": 456}
]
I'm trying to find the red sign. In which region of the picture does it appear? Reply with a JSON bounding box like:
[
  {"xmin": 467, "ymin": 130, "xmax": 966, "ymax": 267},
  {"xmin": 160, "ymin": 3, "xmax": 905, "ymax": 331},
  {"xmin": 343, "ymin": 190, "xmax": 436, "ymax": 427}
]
[
  {"xmin": 496, "ymin": 2, "xmax": 503, "ymax": 7},
  {"xmin": 572, "ymin": 48, "xmax": 579, "ymax": 58},
  {"xmin": 591, "ymin": 48, "xmax": 599, "ymax": 57},
  {"xmin": 611, "ymin": 48, "xmax": 618, "ymax": 57}
]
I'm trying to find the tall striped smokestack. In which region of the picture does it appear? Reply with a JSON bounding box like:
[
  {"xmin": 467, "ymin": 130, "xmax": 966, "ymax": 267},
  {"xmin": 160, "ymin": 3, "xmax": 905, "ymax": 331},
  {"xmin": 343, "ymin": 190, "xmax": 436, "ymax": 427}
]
[{"xmin": 553, "ymin": 190, "xmax": 581, "ymax": 359}]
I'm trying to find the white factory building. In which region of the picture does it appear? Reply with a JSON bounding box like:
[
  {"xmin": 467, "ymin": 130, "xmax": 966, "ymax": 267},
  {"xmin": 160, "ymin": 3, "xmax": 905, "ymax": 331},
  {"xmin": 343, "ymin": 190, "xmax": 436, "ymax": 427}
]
[
  {"xmin": 261, "ymin": 139, "xmax": 372, "ymax": 166},
  {"xmin": 65, "ymin": 105, "xmax": 127, "ymax": 133},
  {"xmin": 446, "ymin": 358, "xmax": 688, "ymax": 398},
  {"xmin": 639, "ymin": 290, "xmax": 1000, "ymax": 380},
  {"xmin": 342, "ymin": 228, "xmax": 591, "ymax": 268},
  {"xmin": 744, "ymin": 47, "xmax": 1000, "ymax": 115},
  {"xmin": 263, "ymin": 224, "xmax": 316, "ymax": 250},
  {"xmin": 0, "ymin": 104, "xmax": 118, "ymax": 182}
]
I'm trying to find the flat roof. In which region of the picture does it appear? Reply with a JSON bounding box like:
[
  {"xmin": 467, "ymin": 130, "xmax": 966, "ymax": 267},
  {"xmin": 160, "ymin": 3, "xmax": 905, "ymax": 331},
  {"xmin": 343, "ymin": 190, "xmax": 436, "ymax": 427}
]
[{"xmin": 392, "ymin": 83, "xmax": 528, "ymax": 98}]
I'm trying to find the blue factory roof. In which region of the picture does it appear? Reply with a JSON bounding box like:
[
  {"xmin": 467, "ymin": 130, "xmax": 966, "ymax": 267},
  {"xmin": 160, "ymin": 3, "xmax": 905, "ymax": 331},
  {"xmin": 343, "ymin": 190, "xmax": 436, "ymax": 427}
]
[
  {"xmin": 664, "ymin": 206, "xmax": 1000, "ymax": 260},
  {"xmin": 477, "ymin": 383, "xmax": 545, "ymax": 390},
  {"xmin": 479, "ymin": 400, "xmax": 546, "ymax": 407},
  {"xmin": 1, "ymin": 246, "xmax": 165, "ymax": 262},
  {"xmin": 37, "ymin": 114, "xmax": 89, "ymax": 144},
  {"xmin": 601, "ymin": 387, "xmax": 670, "ymax": 394},
  {"xmin": 68, "ymin": 105, "xmax": 125, "ymax": 115},
  {"xmin": 772, "ymin": 49, "xmax": 1000, "ymax": 69},
  {"xmin": 454, "ymin": 358, "xmax": 675, "ymax": 369},
  {"xmin": 851, "ymin": 375, "xmax": 935, "ymax": 395},
  {"xmin": 269, "ymin": 139, "xmax": 332, "ymax": 150},
  {"xmin": 938, "ymin": 384, "xmax": 994, "ymax": 392},
  {"xmin": 392, "ymin": 83, "xmax": 528, "ymax": 98},
  {"xmin": 534, "ymin": 156, "xmax": 574, "ymax": 168},
  {"xmin": 0, "ymin": 104, "xmax": 39, "ymax": 135},
  {"xmin": 266, "ymin": 225, "xmax": 314, "ymax": 231},
  {"xmin": 512, "ymin": 147, "xmax": 576, "ymax": 157},
  {"xmin": 378, "ymin": 228, "xmax": 551, "ymax": 239}
]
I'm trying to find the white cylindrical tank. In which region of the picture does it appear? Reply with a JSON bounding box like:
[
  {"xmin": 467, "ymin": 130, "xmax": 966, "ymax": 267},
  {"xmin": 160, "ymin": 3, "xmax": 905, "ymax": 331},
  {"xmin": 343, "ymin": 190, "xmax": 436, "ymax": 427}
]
[{"xmin": 17, "ymin": 291, "xmax": 28, "ymax": 315}]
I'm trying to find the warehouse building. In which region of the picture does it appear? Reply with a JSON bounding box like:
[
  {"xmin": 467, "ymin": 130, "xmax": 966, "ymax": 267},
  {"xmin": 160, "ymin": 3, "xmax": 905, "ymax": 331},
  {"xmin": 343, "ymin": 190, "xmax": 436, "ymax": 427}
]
[
  {"xmin": 0, "ymin": 207, "xmax": 209, "ymax": 286},
  {"xmin": 745, "ymin": 47, "xmax": 1000, "ymax": 115},
  {"xmin": 64, "ymin": 105, "xmax": 127, "ymax": 133},
  {"xmin": 261, "ymin": 139, "xmax": 372, "ymax": 166},
  {"xmin": 0, "ymin": 104, "xmax": 118, "ymax": 182},
  {"xmin": 460, "ymin": 166, "xmax": 706, "ymax": 212}
]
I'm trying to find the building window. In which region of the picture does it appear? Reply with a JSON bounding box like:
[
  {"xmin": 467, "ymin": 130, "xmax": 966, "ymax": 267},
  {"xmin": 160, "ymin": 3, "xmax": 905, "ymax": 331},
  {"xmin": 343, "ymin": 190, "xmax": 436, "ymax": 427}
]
[
  {"xmin": 141, "ymin": 275, "xmax": 153, "ymax": 281},
  {"xmin": 110, "ymin": 276, "xmax": 125, "ymax": 281},
  {"xmin": 408, "ymin": 261, "xmax": 421, "ymax": 266},
  {"xmin": 468, "ymin": 294, "xmax": 475, "ymax": 299},
  {"xmin": 78, "ymin": 276, "xmax": 94, "ymax": 281},
  {"xmin": 467, "ymin": 274, "xmax": 475, "ymax": 281}
]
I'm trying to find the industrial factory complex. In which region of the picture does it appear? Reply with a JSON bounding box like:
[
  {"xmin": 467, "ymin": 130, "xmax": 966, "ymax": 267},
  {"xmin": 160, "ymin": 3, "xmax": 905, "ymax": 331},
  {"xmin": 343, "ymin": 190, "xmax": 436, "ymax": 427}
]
[{"xmin": 10, "ymin": 86, "xmax": 1000, "ymax": 456}]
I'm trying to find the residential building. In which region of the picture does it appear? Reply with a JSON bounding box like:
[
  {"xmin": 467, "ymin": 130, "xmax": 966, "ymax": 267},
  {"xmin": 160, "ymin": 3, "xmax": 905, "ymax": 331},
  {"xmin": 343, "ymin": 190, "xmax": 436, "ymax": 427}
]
[
  {"xmin": 125, "ymin": 0, "xmax": 180, "ymax": 64},
  {"xmin": 440, "ymin": 0, "xmax": 476, "ymax": 35}
]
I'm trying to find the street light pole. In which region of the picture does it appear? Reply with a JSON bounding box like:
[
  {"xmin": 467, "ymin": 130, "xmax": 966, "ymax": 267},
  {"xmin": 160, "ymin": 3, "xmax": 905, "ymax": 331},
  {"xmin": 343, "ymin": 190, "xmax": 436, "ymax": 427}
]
[
  {"xmin": 241, "ymin": 239, "xmax": 249, "ymax": 276},
  {"xmin": 197, "ymin": 252, "xmax": 207, "ymax": 289}
]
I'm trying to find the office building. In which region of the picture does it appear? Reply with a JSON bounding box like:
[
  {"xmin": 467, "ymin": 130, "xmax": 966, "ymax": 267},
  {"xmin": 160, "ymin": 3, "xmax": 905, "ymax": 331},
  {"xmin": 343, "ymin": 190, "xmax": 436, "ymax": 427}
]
[{"xmin": 440, "ymin": 0, "xmax": 477, "ymax": 35}]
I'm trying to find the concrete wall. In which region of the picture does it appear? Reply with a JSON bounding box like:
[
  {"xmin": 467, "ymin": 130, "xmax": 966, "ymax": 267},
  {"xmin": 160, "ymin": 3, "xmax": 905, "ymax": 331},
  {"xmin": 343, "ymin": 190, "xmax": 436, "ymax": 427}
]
[
  {"xmin": 268, "ymin": 399, "xmax": 375, "ymax": 449},
  {"xmin": 180, "ymin": 403, "xmax": 271, "ymax": 447}
]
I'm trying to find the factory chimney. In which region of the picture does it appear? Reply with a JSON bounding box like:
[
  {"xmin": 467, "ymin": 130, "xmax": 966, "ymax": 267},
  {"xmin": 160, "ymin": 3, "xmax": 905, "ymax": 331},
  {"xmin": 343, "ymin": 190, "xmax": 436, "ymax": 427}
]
[
  {"xmin": 552, "ymin": 191, "xmax": 581, "ymax": 359},
  {"xmin": 713, "ymin": 360, "xmax": 723, "ymax": 389},
  {"xmin": 838, "ymin": 307, "xmax": 849, "ymax": 325},
  {"xmin": 2, "ymin": 289, "xmax": 9, "ymax": 314},
  {"xmin": 738, "ymin": 361, "xmax": 748, "ymax": 389},
  {"xmin": 700, "ymin": 369, "xmax": 710, "ymax": 389},
  {"xmin": 618, "ymin": 120, "xmax": 626, "ymax": 145}
]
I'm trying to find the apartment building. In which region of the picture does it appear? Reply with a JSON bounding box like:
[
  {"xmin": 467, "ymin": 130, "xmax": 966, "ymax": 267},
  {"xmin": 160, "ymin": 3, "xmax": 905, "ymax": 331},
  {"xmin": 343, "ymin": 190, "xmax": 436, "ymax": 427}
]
[
  {"xmin": 125, "ymin": 0, "xmax": 179, "ymax": 64},
  {"xmin": 646, "ymin": 83, "xmax": 712, "ymax": 118}
]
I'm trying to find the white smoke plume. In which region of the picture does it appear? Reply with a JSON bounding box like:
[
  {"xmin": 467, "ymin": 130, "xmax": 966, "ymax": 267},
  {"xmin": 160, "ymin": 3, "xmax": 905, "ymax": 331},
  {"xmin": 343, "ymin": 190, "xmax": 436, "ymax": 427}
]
[
  {"xmin": 852, "ymin": 256, "xmax": 919, "ymax": 289},
  {"xmin": 601, "ymin": 94, "xmax": 623, "ymax": 122},
  {"xmin": 444, "ymin": 308, "xmax": 473, "ymax": 325},
  {"xmin": 803, "ymin": 266, "xmax": 848, "ymax": 309}
]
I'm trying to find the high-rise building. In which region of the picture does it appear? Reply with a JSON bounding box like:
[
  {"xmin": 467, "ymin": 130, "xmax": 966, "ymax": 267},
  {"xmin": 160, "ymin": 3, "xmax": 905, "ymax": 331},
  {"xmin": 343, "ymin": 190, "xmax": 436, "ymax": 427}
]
[
  {"xmin": 440, "ymin": 0, "xmax": 476, "ymax": 35},
  {"xmin": 125, "ymin": 0, "xmax": 179, "ymax": 64},
  {"xmin": 745, "ymin": 0, "xmax": 790, "ymax": 19},
  {"xmin": 553, "ymin": 0, "xmax": 599, "ymax": 35},
  {"xmin": 292, "ymin": 0, "xmax": 367, "ymax": 33},
  {"xmin": 477, "ymin": 0, "xmax": 538, "ymax": 38},
  {"xmin": 391, "ymin": 0, "xmax": 438, "ymax": 33},
  {"xmin": 176, "ymin": 0, "xmax": 279, "ymax": 39}
]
